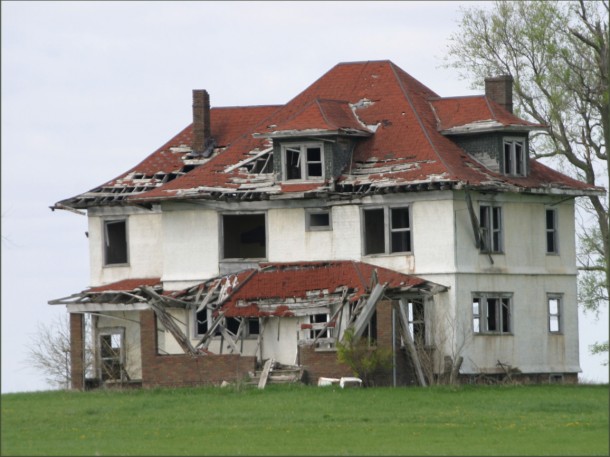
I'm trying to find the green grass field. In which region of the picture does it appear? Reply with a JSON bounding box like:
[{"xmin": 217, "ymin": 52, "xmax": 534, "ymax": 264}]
[{"xmin": 1, "ymin": 384, "xmax": 608, "ymax": 456}]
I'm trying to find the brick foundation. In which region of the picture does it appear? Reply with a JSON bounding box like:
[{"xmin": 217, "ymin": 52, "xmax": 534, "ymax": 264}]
[
  {"xmin": 69, "ymin": 313, "xmax": 85, "ymax": 390},
  {"xmin": 139, "ymin": 310, "xmax": 256, "ymax": 388}
]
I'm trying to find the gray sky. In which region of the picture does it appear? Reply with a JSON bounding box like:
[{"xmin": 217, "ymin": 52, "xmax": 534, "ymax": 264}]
[{"xmin": 2, "ymin": 1, "xmax": 607, "ymax": 393}]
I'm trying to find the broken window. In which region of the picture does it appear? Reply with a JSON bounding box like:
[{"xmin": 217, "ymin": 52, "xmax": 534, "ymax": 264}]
[
  {"xmin": 548, "ymin": 295, "xmax": 562, "ymax": 333},
  {"xmin": 503, "ymin": 139, "xmax": 526, "ymax": 176},
  {"xmin": 479, "ymin": 204, "xmax": 502, "ymax": 253},
  {"xmin": 309, "ymin": 313, "xmax": 330, "ymax": 339},
  {"xmin": 193, "ymin": 308, "xmax": 210, "ymax": 336},
  {"xmin": 103, "ymin": 219, "xmax": 128, "ymax": 265},
  {"xmin": 406, "ymin": 299, "xmax": 425, "ymax": 346},
  {"xmin": 546, "ymin": 209, "xmax": 558, "ymax": 254},
  {"xmin": 222, "ymin": 213, "xmax": 266, "ymax": 259},
  {"xmin": 472, "ymin": 294, "xmax": 511, "ymax": 334},
  {"xmin": 282, "ymin": 143, "xmax": 324, "ymax": 181},
  {"xmin": 363, "ymin": 206, "xmax": 412, "ymax": 255},
  {"xmin": 306, "ymin": 209, "xmax": 332, "ymax": 231},
  {"xmin": 99, "ymin": 329, "xmax": 125, "ymax": 381}
]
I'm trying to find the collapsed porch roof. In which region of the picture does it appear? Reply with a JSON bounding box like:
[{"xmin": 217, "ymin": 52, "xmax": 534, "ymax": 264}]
[{"xmin": 48, "ymin": 261, "xmax": 447, "ymax": 316}]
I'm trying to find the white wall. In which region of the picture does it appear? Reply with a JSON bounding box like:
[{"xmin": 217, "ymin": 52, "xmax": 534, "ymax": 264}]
[
  {"xmin": 88, "ymin": 207, "xmax": 163, "ymax": 286},
  {"xmin": 161, "ymin": 204, "xmax": 219, "ymax": 290}
]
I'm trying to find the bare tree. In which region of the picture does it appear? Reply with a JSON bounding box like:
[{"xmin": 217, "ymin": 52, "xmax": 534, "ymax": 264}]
[{"xmin": 26, "ymin": 314, "xmax": 93, "ymax": 390}]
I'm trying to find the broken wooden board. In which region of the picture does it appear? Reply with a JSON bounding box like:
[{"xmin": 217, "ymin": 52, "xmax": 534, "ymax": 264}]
[
  {"xmin": 351, "ymin": 283, "xmax": 387, "ymax": 340},
  {"xmin": 396, "ymin": 300, "xmax": 427, "ymax": 387},
  {"xmin": 258, "ymin": 358, "xmax": 275, "ymax": 389}
]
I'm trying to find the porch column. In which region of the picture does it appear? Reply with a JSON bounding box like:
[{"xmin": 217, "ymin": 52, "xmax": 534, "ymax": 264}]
[{"xmin": 69, "ymin": 313, "xmax": 85, "ymax": 390}]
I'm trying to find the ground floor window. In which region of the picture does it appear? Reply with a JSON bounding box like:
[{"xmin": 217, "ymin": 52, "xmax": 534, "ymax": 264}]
[
  {"xmin": 472, "ymin": 293, "xmax": 512, "ymax": 334},
  {"xmin": 98, "ymin": 328, "xmax": 125, "ymax": 381}
]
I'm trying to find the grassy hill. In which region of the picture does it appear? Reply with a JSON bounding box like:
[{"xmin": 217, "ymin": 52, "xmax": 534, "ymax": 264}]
[{"xmin": 1, "ymin": 384, "xmax": 608, "ymax": 456}]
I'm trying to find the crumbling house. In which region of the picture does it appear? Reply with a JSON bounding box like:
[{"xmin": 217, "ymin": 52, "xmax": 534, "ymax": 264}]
[{"xmin": 50, "ymin": 60, "xmax": 603, "ymax": 389}]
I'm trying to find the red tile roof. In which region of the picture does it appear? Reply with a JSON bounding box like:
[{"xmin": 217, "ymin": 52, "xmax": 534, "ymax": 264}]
[
  {"xmin": 430, "ymin": 96, "xmax": 544, "ymax": 132},
  {"xmin": 56, "ymin": 60, "xmax": 603, "ymax": 208},
  {"xmin": 218, "ymin": 261, "xmax": 428, "ymax": 317}
]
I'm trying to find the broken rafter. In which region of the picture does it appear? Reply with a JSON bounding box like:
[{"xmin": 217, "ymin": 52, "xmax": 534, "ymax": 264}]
[
  {"xmin": 396, "ymin": 300, "xmax": 427, "ymax": 387},
  {"xmin": 349, "ymin": 282, "xmax": 387, "ymax": 341},
  {"xmin": 140, "ymin": 286, "xmax": 197, "ymax": 356}
]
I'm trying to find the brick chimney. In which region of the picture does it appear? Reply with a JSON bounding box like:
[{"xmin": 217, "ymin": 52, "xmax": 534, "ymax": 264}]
[
  {"xmin": 192, "ymin": 89, "xmax": 211, "ymax": 153},
  {"xmin": 485, "ymin": 75, "xmax": 513, "ymax": 113}
]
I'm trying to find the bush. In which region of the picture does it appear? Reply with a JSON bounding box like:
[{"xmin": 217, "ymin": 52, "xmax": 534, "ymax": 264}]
[{"xmin": 336, "ymin": 328, "xmax": 392, "ymax": 386}]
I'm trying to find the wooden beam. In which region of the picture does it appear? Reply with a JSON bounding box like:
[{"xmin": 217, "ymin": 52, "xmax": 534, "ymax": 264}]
[
  {"xmin": 350, "ymin": 283, "xmax": 387, "ymax": 340},
  {"xmin": 396, "ymin": 300, "xmax": 427, "ymax": 387},
  {"xmin": 258, "ymin": 358, "xmax": 274, "ymax": 389}
]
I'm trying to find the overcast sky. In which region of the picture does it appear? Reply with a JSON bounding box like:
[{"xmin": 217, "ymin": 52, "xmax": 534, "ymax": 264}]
[{"xmin": 2, "ymin": 1, "xmax": 607, "ymax": 393}]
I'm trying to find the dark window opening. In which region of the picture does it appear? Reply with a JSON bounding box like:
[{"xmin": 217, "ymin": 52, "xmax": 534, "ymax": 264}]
[
  {"xmin": 226, "ymin": 317, "xmax": 241, "ymax": 335},
  {"xmin": 546, "ymin": 209, "xmax": 557, "ymax": 254},
  {"xmin": 285, "ymin": 147, "xmax": 302, "ymax": 180},
  {"xmin": 195, "ymin": 309, "xmax": 209, "ymax": 335},
  {"xmin": 248, "ymin": 318, "xmax": 260, "ymax": 335},
  {"xmin": 104, "ymin": 220, "xmax": 128, "ymax": 265},
  {"xmin": 473, "ymin": 294, "xmax": 511, "ymax": 334},
  {"xmin": 306, "ymin": 147, "xmax": 323, "ymax": 177},
  {"xmin": 223, "ymin": 214, "xmax": 266, "ymax": 259},
  {"xmin": 307, "ymin": 210, "xmax": 332, "ymax": 231},
  {"xmin": 480, "ymin": 205, "xmax": 502, "ymax": 253},
  {"xmin": 364, "ymin": 209, "xmax": 385, "ymax": 255},
  {"xmin": 390, "ymin": 207, "xmax": 411, "ymax": 253},
  {"xmin": 503, "ymin": 139, "xmax": 526, "ymax": 176}
]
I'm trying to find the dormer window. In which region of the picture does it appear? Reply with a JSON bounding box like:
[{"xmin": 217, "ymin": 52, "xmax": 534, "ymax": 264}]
[
  {"xmin": 503, "ymin": 139, "xmax": 526, "ymax": 176},
  {"xmin": 282, "ymin": 143, "xmax": 324, "ymax": 181}
]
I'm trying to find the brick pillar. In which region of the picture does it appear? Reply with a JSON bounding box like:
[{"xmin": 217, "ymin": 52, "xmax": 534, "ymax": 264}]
[
  {"xmin": 69, "ymin": 313, "xmax": 85, "ymax": 390},
  {"xmin": 139, "ymin": 309, "xmax": 157, "ymax": 386}
]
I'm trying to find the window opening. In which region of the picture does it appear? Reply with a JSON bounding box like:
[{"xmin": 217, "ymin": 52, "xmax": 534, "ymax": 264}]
[
  {"xmin": 99, "ymin": 330, "xmax": 124, "ymax": 381},
  {"xmin": 222, "ymin": 214, "xmax": 266, "ymax": 259},
  {"xmin": 363, "ymin": 207, "xmax": 412, "ymax": 255},
  {"xmin": 390, "ymin": 207, "xmax": 411, "ymax": 253},
  {"xmin": 309, "ymin": 313, "xmax": 330, "ymax": 339},
  {"xmin": 283, "ymin": 143, "xmax": 324, "ymax": 180},
  {"xmin": 503, "ymin": 139, "xmax": 526, "ymax": 176},
  {"xmin": 548, "ymin": 295, "xmax": 561, "ymax": 333},
  {"xmin": 306, "ymin": 209, "xmax": 332, "ymax": 231},
  {"xmin": 546, "ymin": 209, "xmax": 558, "ymax": 254},
  {"xmin": 104, "ymin": 220, "xmax": 128, "ymax": 265},
  {"xmin": 479, "ymin": 205, "xmax": 502, "ymax": 253},
  {"xmin": 473, "ymin": 294, "xmax": 512, "ymax": 334},
  {"xmin": 194, "ymin": 308, "xmax": 209, "ymax": 336},
  {"xmin": 363, "ymin": 208, "xmax": 385, "ymax": 254},
  {"xmin": 407, "ymin": 299, "xmax": 425, "ymax": 346}
]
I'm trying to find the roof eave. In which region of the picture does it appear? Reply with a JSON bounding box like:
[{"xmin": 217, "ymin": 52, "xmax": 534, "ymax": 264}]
[
  {"xmin": 440, "ymin": 123, "xmax": 547, "ymax": 136},
  {"xmin": 253, "ymin": 128, "xmax": 372, "ymax": 139}
]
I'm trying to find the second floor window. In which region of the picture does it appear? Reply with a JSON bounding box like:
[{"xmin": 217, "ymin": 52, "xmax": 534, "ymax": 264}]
[
  {"xmin": 104, "ymin": 219, "xmax": 128, "ymax": 265},
  {"xmin": 546, "ymin": 208, "xmax": 558, "ymax": 254},
  {"xmin": 363, "ymin": 206, "xmax": 412, "ymax": 255},
  {"xmin": 503, "ymin": 139, "xmax": 526, "ymax": 176},
  {"xmin": 282, "ymin": 143, "xmax": 324, "ymax": 180},
  {"xmin": 479, "ymin": 204, "xmax": 502, "ymax": 253}
]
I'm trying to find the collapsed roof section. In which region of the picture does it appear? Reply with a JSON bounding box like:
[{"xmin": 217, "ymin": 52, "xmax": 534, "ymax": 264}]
[
  {"xmin": 49, "ymin": 260, "xmax": 445, "ymax": 314},
  {"xmin": 52, "ymin": 105, "xmax": 280, "ymax": 210},
  {"xmin": 53, "ymin": 60, "xmax": 604, "ymax": 211}
]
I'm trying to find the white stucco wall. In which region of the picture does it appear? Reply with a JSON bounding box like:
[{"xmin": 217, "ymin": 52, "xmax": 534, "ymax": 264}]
[
  {"xmin": 88, "ymin": 207, "xmax": 163, "ymax": 287},
  {"xmin": 161, "ymin": 204, "xmax": 219, "ymax": 290}
]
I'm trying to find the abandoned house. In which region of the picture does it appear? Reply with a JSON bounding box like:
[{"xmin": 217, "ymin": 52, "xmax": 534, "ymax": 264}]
[{"xmin": 49, "ymin": 60, "xmax": 604, "ymax": 389}]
